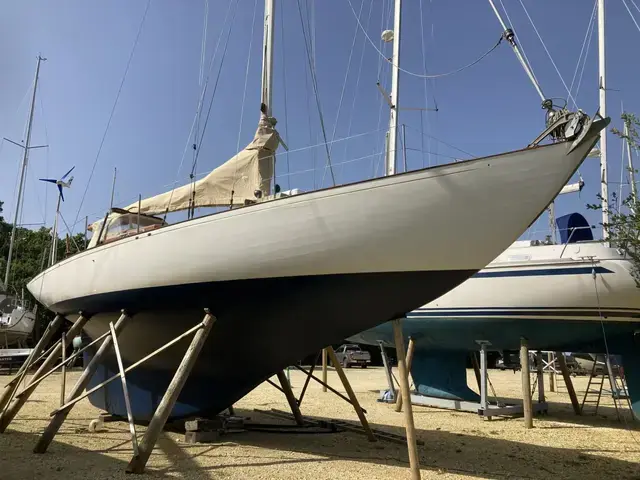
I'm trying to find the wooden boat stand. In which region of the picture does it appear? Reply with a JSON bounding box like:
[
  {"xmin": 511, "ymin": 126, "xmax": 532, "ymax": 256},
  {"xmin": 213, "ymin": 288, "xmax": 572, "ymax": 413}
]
[
  {"xmin": 0, "ymin": 308, "xmax": 216, "ymax": 475},
  {"xmin": 392, "ymin": 319, "xmax": 421, "ymax": 480},
  {"xmin": 246, "ymin": 334, "xmax": 421, "ymax": 479},
  {"xmin": 0, "ymin": 312, "xmax": 421, "ymax": 476},
  {"xmin": 262, "ymin": 346, "xmax": 376, "ymax": 442},
  {"xmin": 186, "ymin": 346, "xmax": 409, "ymax": 446},
  {"xmin": 0, "ymin": 313, "xmax": 65, "ymax": 414}
]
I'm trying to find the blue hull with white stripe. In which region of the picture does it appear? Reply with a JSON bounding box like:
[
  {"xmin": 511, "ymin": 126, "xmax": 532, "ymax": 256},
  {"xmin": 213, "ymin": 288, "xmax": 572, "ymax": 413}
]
[{"xmin": 349, "ymin": 238, "xmax": 640, "ymax": 415}]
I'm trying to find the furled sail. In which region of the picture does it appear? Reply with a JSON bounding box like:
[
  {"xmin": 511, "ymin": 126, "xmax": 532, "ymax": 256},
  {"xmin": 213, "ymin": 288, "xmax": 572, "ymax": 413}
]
[{"xmin": 127, "ymin": 111, "xmax": 280, "ymax": 216}]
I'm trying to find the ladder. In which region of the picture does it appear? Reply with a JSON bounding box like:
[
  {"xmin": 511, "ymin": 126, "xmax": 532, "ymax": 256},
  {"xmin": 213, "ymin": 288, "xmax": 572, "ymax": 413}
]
[
  {"xmin": 580, "ymin": 358, "xmax": 605, "ymax": 415},
  {"xmin": 606, "ymin": 358, "xmax": 635, "ymax": 420},
  {"xmin": 580, "ymin": 354, "xmax": 635, "ymax": 421}
]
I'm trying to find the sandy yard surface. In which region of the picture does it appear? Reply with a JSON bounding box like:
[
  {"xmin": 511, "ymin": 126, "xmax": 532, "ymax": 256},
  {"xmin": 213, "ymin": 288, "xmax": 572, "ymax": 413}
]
[{"xmin": 0, "ymin": 366, "xmax": 638, "ymax": 479}]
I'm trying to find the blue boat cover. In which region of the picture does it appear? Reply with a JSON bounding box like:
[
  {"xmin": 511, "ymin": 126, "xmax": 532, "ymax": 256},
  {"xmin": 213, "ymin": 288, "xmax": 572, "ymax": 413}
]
[{"xmin": 556, "ymin": 212, "xmax": 593, "ymax": 244}]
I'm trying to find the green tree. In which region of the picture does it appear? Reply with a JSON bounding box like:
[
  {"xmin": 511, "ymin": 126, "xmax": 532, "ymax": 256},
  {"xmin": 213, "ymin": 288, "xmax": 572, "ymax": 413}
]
[
  {"xmin": 588, "ymin": 112, "xmax": 640, "ymax": 286},
  {"xmin": 0, "ymin": 202, "xmax": 86, "ymax": 342}
]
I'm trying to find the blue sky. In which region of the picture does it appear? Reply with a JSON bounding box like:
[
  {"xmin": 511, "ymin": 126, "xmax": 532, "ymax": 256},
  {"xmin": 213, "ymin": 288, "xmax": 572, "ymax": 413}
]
[{"xmin": 1, "ymin": 0, "xmax": 639, "ymax": 240}]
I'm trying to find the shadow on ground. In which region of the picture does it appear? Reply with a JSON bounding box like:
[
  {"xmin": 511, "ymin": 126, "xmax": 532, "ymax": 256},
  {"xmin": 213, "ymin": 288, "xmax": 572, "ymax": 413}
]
[
  {"xmin": 1, "ymin": 406, "xmax": 638, "ymax": 480},
  {"xmin": 471, "ymin": 394, "xmax": 640, "ymax": 430},
  {"xmin": 0, "ymin": 429, "xmax": 134, "ymax": 480},
  {"xmin": 154, "ymin": 407, "xmax": 640, "ymax": 480}
]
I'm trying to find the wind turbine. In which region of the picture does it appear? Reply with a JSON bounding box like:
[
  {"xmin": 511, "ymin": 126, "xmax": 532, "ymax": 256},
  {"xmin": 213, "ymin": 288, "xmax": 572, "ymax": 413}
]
[{"xmin": 40, "ymin": 166, "xmax": 74, "ymax": 266}]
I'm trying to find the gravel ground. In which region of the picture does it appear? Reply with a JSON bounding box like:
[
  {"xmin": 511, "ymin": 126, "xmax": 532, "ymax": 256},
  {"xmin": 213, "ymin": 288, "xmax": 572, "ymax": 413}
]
[{"xmin": 0, "ymin": 366, "xmax": 638, "ymax": 479}]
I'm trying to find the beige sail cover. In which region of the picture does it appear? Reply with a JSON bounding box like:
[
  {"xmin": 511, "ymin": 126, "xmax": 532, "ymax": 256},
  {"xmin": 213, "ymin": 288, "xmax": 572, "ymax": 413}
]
[{"xmin": 126, "ymin": 113, "xmax": 279, "ymax": 215}]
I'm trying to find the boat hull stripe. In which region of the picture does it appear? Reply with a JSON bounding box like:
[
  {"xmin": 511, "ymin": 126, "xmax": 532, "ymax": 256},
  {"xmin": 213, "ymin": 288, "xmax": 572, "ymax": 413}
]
[{"xmin": 473, "ymin": 266, "xmax": 612, "ymax": 278}]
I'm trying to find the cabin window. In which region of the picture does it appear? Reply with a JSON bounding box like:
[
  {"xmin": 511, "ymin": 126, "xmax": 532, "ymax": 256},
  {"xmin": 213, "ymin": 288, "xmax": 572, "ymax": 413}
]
[{"xmin": 89, "ymin": 212, "xmax": 165, "ymax": 247}]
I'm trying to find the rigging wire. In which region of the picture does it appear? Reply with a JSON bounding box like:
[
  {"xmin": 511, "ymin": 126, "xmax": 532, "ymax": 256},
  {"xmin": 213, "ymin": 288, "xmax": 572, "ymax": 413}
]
[
  {"xmin": 0, "ymin": 139, "xmax": 16, "ymax": 264},
  {"xmin": 270, "ymin": 150, "xmax": 386, "ymax": 181},
  {"xmin": 569, "ymin": 0, "xmax": 598, "ymax": 102},
  {"xmin": 177, "ymin": 128, "xmax": 393, "ymax": 188},
  {"xmin": 419, "ymin": 0, "xmax": 431, "ymax": 167},
  {"xmin": 26, "ymin": 164, "xmax": 46, "ymax": 229},
  {"xmin": 14, "ymin": 104, "xmax": 33, "ymax": 242},
  {"xmin": 510, "ymin": 0, "xmax": 594, "ymax": 185},
  {"xmin": 346, "ymin": 0, "xmax": 505, "ymax": 79},
  {"xmin": 403, "ymin": 124, "xmax": 476, "ymax": 158},
  {"xmin": 341, "ymin": 0, "xmax": 374, "ymax": 180},
  {"xmin": 590, "ymin": 261, "xmax": 640, "ymax": 437},
  {"xmin": 199, "ymin": 0, "xmax": 209, "ymax": 87},
  {"xmin": 191, "ymin": 10, "xmax": 237, "ymax": 184},
  {"xmin": 190, "ymin": 0, "xmax": 210, "ymax": 217},
  {"xmin": 59, "ymin": 212, "xmax": 82, "ymax": 253},
  {"xmin": 301, "ymin": 0, "xmax": 334, "ymax": 187},
  {"xmin": 488, "ymin": 0, "xmax": 545, "ymax": 101},
  {"xmin": 429, "ymin": 5, "xmax": 439, "ymax": 165},
  {"xmin": 7, "ymin": 147, "xmax": 22, "ymax": 237},
  {"xmin": 574, "ymin": 9, "xmax": 597, "ymax": 106},
  {"xmin": 58, "ymin": 125, "xmax": 394, "ymax": 232},
  {"xmin": 375, "ymin": 0, "xmax": 387, "ymax": 79},
  {"xmin": 308, "ymin": 0, "xmax": 316, "ymax": 73},
  {"xmin": 280, "ymin": 1, "xmax": 291, "ymax": 190},
  {"xmin": 300, "ymin": 1, "xmax": 316, "ymax": 189},
  {"xmin": 3, "ymin": 96, "xmax": 35, "ymax": 228},
  {"xmin": 517, "ymin": 0, "xmax": 578, "ymax": 108},
  {"xmin": 404, "ymin": 147, "xmax": 466, "ymax": 162},
  {"xmin": 38, "ymin": 96, "xmax": 50, "ymax": 229},
  {"xmin": 230, "ymin": 0, "xmax": 260, "ymax": 197},
  {"xmin": 296, "ymin": 0, "xmax": 336, "ymax": 187},
  {"xmin": 593, "ymin": 268, "xmax": 614, "ymax": 370},
  {"xmin": 372, "ymin": 3, "xmax": 393, "ymax": 179},
  {"xmin": 322, "ymin": 0, "xmax": 364, "ymax": 188},
  {"xmin": 618, "ymin": 105, "xmax": 626, "ymax": 212},
  {"xmin": 189, "ymin": 0, "xmax": 239, "ymax": 215},
  {"xmin": 622, "ymin": 0, "xmax": 640, "ymax": 34},
  {"xmin": 0, "ymin": 138, "xmax": 16, "ymax": 224},
  {"xmin": 72, "ymin": 0, "xmax": 151, "ymax": 232},
  {"xmin": 21, "ymin": 93, "xmax": 53, "ymax": 234},
  {"xmin": 164, "ymin": 0, "xmax": 237, "ymax": 220},
  {"xmin": 498, "ymin": 0, "xmax": 541, "ymax": 90}
]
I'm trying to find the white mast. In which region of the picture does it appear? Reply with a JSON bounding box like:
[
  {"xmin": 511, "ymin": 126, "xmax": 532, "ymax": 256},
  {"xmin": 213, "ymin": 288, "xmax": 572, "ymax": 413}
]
[
  {"xmin": 598, "ymin": 0, "xmax": 609, "ymax": 239},
  {"xmin": 3, "ymin": 55, "xmax": 45, "ymax": 289},
  {"xmin": 260, "ymin": 0, "xmax": 275, "ymax": 197},
  {"xmin": 261, "ymin": 0, "xmax": 275, "ymax": 116},
  {"xmin": 386, "ymin": 0, "xmax": 402, "ymax": 177}
]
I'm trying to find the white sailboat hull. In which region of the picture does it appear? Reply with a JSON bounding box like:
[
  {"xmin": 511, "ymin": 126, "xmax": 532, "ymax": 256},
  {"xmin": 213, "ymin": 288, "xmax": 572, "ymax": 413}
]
[
  {"xmin": 415, "ymin": 242, "xmax": 640, "ymax": 326},
  {"xmin": 352, "ymin": 243, "xmax": 640, "ymax": 352},
  {"xmin": 27, "ymin": 120, "xmax": 604, "ymax": 420},
  {"xmin": 0, "ymin": 308, "xmax": 36, "ymax": 347},
  {"xmin": 30, "ymin": 144, "xmax": 597, "ymax": 309},
  {"xmin": 349, "ymin": 240, "xmax": 640, "ymax": 414}
]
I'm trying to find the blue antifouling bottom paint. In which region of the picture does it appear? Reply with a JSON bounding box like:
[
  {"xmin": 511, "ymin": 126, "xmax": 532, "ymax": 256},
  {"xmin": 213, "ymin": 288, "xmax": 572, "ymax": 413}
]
[{"xmin": 411, "ymin": 349, "xmax": 480, "ymax": 401}]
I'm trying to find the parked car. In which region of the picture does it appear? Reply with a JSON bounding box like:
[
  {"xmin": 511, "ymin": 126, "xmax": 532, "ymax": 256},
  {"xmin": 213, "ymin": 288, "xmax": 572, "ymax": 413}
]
[
  {"xmin": 495, "ymin": 351, "xmax": 521, "ymax": 371},
  {"xmin": 334, "ymin": 344, "xmax": 371, "ymax": 368}
]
